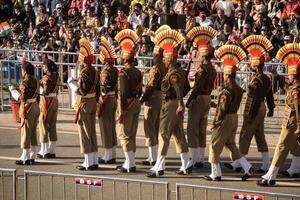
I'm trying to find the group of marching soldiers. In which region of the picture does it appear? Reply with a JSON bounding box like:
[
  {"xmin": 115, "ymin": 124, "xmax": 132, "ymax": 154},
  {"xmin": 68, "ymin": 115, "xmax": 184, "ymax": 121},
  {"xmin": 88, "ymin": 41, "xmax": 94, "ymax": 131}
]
[{"xmin": 9, "ymin": 26, "xmax": 300, "ymax": 187}]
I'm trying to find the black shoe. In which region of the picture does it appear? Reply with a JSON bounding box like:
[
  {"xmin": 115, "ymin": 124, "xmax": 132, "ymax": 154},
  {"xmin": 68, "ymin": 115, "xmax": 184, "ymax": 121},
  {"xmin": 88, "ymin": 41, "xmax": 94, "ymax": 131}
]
[
  {"xmin": 241, "ymin": 167, "xmax": 254, "ymax": 181},
  {"xmin": 98, "ymin": 158, "xmax": 116, "ymax": 164},
  {"xmin": 280, "ymin": 170, "xmax": 300, "ymax": 178},
  {"xmin": 16, "ymin": 160, "xmax": 31, "ymax": 165},
  {"xmin": 203, "ymin": 175, "xmax": 221, "ymax": 181},
  {"xmin": 116, "ymin": 166, "xmax": 136, "ymax": 173},
  {"xmin": 146, "ymin": 170, "xmax": 164, "ymax": 178},
  {"xmin": 193, "ymin": 162, "xmax": 204, "ymax": 169},
  {"xmin": 256, "ymin": 168, "xmax": 267, "ymax": 173},
  {"xmin": 30, "ymin": 159, "xmax": 35, "ymax": 164},
  {"xmin": 141, "ymin": 160, "xmax": 156, "ymax": 166},
  {"xmin": 175, "ymin": 166, "xmax": 193, "ymax": 175},
  {"xmin": 37, "ymin": 153, "xmax": 55, "ymax": 159},
  {"xmin": 224, "ymin": 163, "xmax": 242, "ymax": 172},
  {"xmin": 257, "ymin": 178, "xmax": 276, "ymax": 186},
  {"xmin": 87, "ymin": 165, "xmax": 99, "ymax": 170},
  {"xmin": 76, "ymin": 165, "xmax": 86, "ymax": 170}
]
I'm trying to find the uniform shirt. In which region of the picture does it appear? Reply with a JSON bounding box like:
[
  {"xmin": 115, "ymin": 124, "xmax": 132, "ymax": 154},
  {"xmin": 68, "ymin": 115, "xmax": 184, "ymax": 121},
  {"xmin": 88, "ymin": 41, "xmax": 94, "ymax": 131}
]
[
  {"xmin": 100, "ymin": 63, "xmax": 118, "ymax": 94},
  {"xmin": 186, "ymin": 60, "xmax": 217, "ymax": 105},
  {"xmin": 161, "ymin": 66, "xmax": 185, "ymax": 100},
  {"xmin": 77, "ymin": 66, "xmax": 99, "ymax": 97},
  {"xmin": 283, "ymin": 81, "xmax": 300, "ymax": 129},
  {"xmin": 118, "ymin": 64, "xmax": 143, "ymax": 112},
  {"xmin": 41, "ymin": 72, "xmax": 60, "ymax": 95},
  {"xmin": 19, "ymin": 75, "xmax": 39, "ymax": 103},
  {"xmin": 213, "ymin": 78, "xmax": 243, "ymax": 126},
  {"xmin": 244, "ymin": 71, "xmax": 275, "ymax": 119},
  {"xmin": 140, "ymin": 61, "xmax": 166, "ymax": 103}
]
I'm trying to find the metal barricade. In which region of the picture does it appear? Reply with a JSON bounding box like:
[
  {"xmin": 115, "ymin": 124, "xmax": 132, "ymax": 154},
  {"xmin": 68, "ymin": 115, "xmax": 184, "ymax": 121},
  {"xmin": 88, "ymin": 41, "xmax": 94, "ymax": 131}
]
[
  {"xmin": 0, "ymin": 168, "xmax": 16, "ymax": 200},
  {"xmin": 176, "ymin": 183, "xmax": 300, "ymax": 200},
  {"xmin": 24, "ymin": 170, "xmax": 169, "ymax": 200}
]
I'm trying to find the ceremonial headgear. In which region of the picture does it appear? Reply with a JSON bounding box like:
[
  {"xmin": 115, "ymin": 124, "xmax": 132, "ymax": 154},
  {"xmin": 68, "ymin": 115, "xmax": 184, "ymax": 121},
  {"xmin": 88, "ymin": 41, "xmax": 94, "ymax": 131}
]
[
  {"xmin": 186, "ymin": 26, "xmax": 218, "ymax": 56},
  {"xmin": 115, "ymin": 29, "xmax": 140, "ymax": 59},
  {"xmin": 276, "ymin": 43, "xmax": 300, "ymax": 75},
  {"xmin": 241, "ymin": 35, "xmax": 273, "ymax": 67},
  {"xmin": 154, "ymin": 29, "xmax": 185, "ymax": 59},
  {"xmin": 214, "ymin": 45, "xmax": 247, "ymax": 75},
  {"xmin": 78, "ymin": 38, "xmax": 95, "ymax": 65},
  {"xmin": 99, "ymin": 36, "xmax": 117, "ymax": 65}
]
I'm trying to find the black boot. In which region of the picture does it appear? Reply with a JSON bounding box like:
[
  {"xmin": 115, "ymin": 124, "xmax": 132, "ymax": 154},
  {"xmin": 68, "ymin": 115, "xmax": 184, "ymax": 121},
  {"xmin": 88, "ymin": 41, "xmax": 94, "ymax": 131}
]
[{"xmin": 146, "ymin": 170, "xmax": 164, "ymax": 178}]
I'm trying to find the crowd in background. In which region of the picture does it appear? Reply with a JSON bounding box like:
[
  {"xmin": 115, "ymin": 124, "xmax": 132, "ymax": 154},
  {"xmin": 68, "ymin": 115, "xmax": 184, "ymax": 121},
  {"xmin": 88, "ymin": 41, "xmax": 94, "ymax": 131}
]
[{"xmin": 0, "ymin": 0, "xmax": 300, "ymax": 90}]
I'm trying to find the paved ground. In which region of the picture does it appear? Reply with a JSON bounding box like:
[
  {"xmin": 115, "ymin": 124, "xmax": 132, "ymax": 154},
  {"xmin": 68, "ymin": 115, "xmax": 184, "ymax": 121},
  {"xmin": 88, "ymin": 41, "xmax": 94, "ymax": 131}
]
[{"xmin": 0, "ymin": 109, "xmax": 300, "ymax": 200}]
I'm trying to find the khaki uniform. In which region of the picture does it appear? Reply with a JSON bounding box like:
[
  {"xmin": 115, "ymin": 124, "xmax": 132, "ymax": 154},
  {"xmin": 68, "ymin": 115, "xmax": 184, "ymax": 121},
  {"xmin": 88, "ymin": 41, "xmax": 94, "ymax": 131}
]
[
  {"xmin": 209, "ymin": 79, "xmax": 243, "ymax": 163},
  {"xmin": 19, "ymin": 76, "xmax": 40, "ymax": 149},
  {"xmin": 158, "ymin": 66, "xmax": 189, "ymax": 156},
  {"xmin": 141, "ymin": 61, "xmax": 166, "ymax": 147},
  {"xmin": 76, "ymin": 66, "xmax": 99, "ymax": 154},
  {"xmin": 117, "ymin": 64, "xmax": 143, "ymax": 152},
  {"xmin": 272, "ymin": 82, "xmax": 300, "ymax": 167},
  {"xmin": 39, "ymin": 73, "xmax": 60, "ymax": 143},
  {"xmin": 187, "ymin": 61, "xmax": 216, "ymax": 148},
  {"xmin": 98, "ymin": 64, "xmax": 118, "ymax": 149},
  {"xmin": 239, "ymin": 72, "xmax": 275, "ymax": 155}
]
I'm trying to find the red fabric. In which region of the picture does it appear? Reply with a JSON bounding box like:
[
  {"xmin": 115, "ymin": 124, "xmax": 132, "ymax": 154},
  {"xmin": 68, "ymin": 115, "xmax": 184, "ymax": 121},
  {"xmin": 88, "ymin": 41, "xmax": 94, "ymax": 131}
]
[{"xmin": 70, "ymin": 0, "xmax": 83, "ymax": 13}]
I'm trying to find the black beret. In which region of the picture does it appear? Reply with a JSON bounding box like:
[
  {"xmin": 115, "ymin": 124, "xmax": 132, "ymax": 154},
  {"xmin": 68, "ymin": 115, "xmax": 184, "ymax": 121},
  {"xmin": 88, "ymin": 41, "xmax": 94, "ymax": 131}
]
[
  {"xmin": 43, "ymin": 59, "xmax": 58, "ymax": 73},
  {"xmin": 22, "ymin": 62, "xmax": 34, "ymax": 76}
]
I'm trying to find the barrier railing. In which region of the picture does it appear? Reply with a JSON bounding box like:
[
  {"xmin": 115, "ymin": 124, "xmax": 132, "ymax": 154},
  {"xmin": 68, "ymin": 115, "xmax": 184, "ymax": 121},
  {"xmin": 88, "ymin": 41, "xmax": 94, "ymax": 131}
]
[
  {"xmin": 176, "ymin": 183, "xmax": 300, "ymax": 200},
  {"xmin": 24, "ymin": 170, "xmax": 169, "ymax": 200},
  {"xmin": 0, "ymin": 168, "xmax": 16, "ymax": 200}
]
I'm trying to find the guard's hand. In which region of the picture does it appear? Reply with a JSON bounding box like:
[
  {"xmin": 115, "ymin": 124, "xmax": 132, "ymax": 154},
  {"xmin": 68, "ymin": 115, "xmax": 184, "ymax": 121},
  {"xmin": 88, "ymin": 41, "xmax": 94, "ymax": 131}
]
[
  {"xmin": 8, "ymin": 85, "xmax": 15, "ymax": 92},
  {"xmin": 176, "ymin": 105, "xmax": 185, "ymax": 115},
  {"xmin": 267, "ymin": 109, "xmax": 274, "ymax": 117},
  {"xmin": 208, "ymin": 124, "xmax": 218, "ymax": 131},
  {"xmin": 67, "ymin": 77, "xmax": 74, "ymax": 84},
  {"xmin": 117, "ymin": 114, "xmax": 124, "ymax": 124}
]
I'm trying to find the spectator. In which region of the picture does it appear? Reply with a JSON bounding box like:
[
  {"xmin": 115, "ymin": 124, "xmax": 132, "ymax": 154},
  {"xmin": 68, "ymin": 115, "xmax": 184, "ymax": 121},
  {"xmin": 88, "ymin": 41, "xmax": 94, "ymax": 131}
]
[
  {"xmin": 52, "ymin": 3, "xmax": 65, "ymax": 26},
  {"xmin": 36, "ymin": 3, "xmax": 48, "ymax": 26},
  {"xmin": 143, "ymin": 5, "xmax": 159, "ymax": 29},
  {"xmin": 130, "ymin": 0, "xmax": 146, "ymax": 11},
  {"xmin": 94, "ymin": 17, "xmax": 104, "ymax": 34},
  {"xmin": 128, "ymin": 3, "xmax": 146, "ymax": 30},
  {"xmin": 185, "ymin": 7, "xmax": 196, "ymax": 31},
  {"xmin": 213, "ymin": 0, "xmax": 235, "ymax": 18},
  {"xmin": 84, "ymin": 8, "xmax": 97, "ymax": 27},
  {"xmin": 115, "ymin": 7, "xmax": 129, "ymax": 30},
  {"xmin": 240, "ymin": 23, "xmax": 252, "ymax": 40},
  {"xmin": 173, "ymin": 0, "xmax": 185, "ymax": 14},
  {"xmin": 101, "ymin": 5, "xmax": 114, "ymax": 28},
  {"xmin": 213, "ymin": 9, "xmax": 230, "ymax": 31},
  {"xmin": 194, "ymin": 0, "xmax": 211, "ymax": 16},
  {"xmin": 287, "ymin": 12, "xmax": 300, "ymax": 36},
  {"xmin": 235, "ymin": 9, "xmax": 253, "ymax": 31},
  {"xmin": 250, "ymin": 0, "xmax": 267, "ymax": 21},
  {"xmin": 267, "ymin": 0, "xmax": 284, "ymax": 19},
  {"xmin": 44, "ymin": 16, "xmax": 60, "ymax": 36},
  {"xmin": 24, "ymin": 3, "xmax": 36, "ymax": 27},
  {"xmin": 195, "ymin": 11, "xmax": 213, "ymax": 27},
  {"xmin": 68, "ymin": 7, "xmax": 82, "ymax": 29},
  {"xmin": 218, "ymin": 22, "xmax": 233, "ymax": 45}
]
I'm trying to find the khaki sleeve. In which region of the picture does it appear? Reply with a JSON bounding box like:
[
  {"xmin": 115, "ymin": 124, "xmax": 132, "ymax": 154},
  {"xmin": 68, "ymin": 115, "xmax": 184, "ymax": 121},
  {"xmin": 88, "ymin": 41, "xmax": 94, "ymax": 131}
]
[{"xmin": 213, "ymin": 90, "xmax": 231, "ymax": 126}]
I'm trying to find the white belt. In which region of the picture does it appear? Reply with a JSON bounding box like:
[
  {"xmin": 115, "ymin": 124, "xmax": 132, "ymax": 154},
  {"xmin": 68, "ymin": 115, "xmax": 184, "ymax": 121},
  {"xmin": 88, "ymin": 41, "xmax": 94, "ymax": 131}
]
[
  {"xmin": 102, "ymin": 91, "xmax": 115, "ymax": 96},
  {"xmin": 46, "ymin": 93, "xmax": 57, "ymax": 98},
  {"xmin": 26, "ymin": 98, "xmax": 36, "ymax": 103},
  {"xmin": 83, "ymin": 93, "xmax": 96, "ymax": 98}
]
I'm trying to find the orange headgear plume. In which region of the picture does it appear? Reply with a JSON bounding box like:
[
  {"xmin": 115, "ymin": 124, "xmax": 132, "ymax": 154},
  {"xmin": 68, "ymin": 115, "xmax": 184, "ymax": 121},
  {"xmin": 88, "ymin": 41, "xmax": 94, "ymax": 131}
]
[
  {"xmin": 155, "ymin": 25, "xmax": 171, "ymax": 35},
  {"xmin": 79, "ymin": 38, "xmax": 95, "ymax": 65},
  {"xmin": 154, "ymin": 29, "xmax": 185, "ymax": 59},
  {"xmin": 276, "ymin": 43, "xmax": 300, "ymax": 75},
  {"xmin": 115, "ymin": 29, "xmax": 140, "ymax": 59},
  {"xmin": 215, "ymin": 45, "xmax": 247, "ymax": 75},
  {"xmin": 100, "ymin": 36, "xmax": 117, "ymax": 65},
  {"xmin": 241, "ymin": 35, "xmax": 273, "ymax": 67},
  {"xmin": 186, "ymin": 26, "xmax": 218, "ymax": 56}
]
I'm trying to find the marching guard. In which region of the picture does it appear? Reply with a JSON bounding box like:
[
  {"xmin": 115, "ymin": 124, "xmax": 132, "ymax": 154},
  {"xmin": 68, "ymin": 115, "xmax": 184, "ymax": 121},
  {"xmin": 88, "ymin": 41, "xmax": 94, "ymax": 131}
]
[
  {"xmin": 115, "ymin": 29, "xmax": 143, "ymax": 173},
  {"xmin": 205, "ymin": 45, "xmax": 253, "ymax": 181},
  {"xmin": 68, "ymin": 38, "xmax": 100, "ymax": 170},
  {"xmin": 147, "ymin": 29, "xmax": 192, "ymax": 177},
  {"xmin": 186, "ymin": 26, "xmax": 217, "ymax": 168},
  {"xmin": 258, "ymin": 43, "xmax": 300, "ymax": 186},
  {"xmin": 140, "ymin": 46, "xmax": 166, "ymax": 166},
  {"xmin": 37, "ymin": 59, "xmax": 61, "ymax": 158},
  {"xmin": 97, "ymin": 36, "xmax": 119, "ymax": 164},
  {"xmin": 10, "ymin": 61, "xmax": 40, "ymax": 165},
  {"xmin": 227, "ymin": 35, "xmax": 275, "ymax": 173}
]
